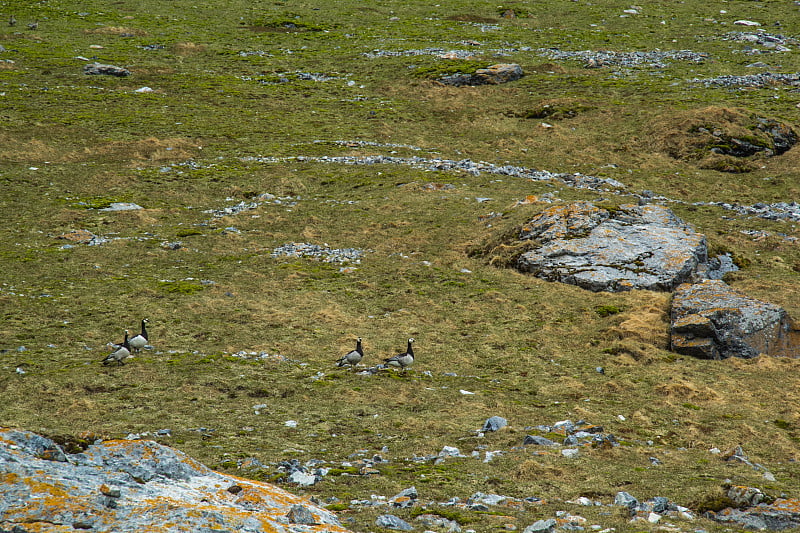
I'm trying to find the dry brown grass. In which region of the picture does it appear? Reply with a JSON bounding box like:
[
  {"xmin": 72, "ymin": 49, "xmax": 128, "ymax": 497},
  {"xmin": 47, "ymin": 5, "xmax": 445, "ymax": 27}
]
[
  {"xmin": 82, "ymin": 26, "xmax": 148, "ymax": 36},
  {"xmin": 0, "ymin": 135, "xmax": 198, "ymax": 165},
  {"xmin": 648, "ymin": 106, "xmax": 765, "ymax": 161},
  {"xmin": 171, "ymin": 42, "xmax": 208, "ymax": 56}
]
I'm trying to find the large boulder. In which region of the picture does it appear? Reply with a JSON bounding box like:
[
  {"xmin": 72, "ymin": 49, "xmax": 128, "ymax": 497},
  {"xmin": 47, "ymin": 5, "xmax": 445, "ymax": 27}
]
[
  {"xmin": 516, "ymin": 202, "xmax": 707, "ymax": 292},
  {"xmin": 0, "ymin": 428, "xmax": 348, "ymax": 533},
  {"xmin": 670, "ymin": 279, "xmax": 800, "ymax": 359}
]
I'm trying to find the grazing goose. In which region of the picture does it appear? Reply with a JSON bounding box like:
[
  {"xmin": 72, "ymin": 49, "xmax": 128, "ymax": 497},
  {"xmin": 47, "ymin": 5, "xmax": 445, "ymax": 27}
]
[
  {"xmin": 103, "ymin": 330, "xmax": 131, "ymax": 366},
  {"xmin": 384, "ymin": 338, "xmax": 414, "ymax": 371},
  {"xmin": 9, "ymin": 14, "xmax": 16, "ymax": 26},
  {"xmin": 26, "ymin": 20, "xmax": 37, "ymax": 30},
  {"xmin": 129, "ymin": 318, "xmax": 149, "ymax": 353},
  {"xmin": 336, "ymin": 337, "xmax": 364, "ymax": 369}
]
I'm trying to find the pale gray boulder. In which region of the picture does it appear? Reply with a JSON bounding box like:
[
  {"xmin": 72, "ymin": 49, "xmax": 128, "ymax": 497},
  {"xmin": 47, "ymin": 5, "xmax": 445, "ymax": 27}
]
[{"xmin": 516, "ymin": 202, "xmax": 707, "ymax": 292}]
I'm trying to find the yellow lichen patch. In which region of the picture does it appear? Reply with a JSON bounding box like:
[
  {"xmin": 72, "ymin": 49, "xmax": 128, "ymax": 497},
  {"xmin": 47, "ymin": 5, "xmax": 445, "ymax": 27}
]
[
  {"xmin": 773, "ymin": 498, "xmax": 800, "ymax": 513},
  {"xmin": 1, "ymin": 471, "xmax": 20, "ymax": 484},
  {"xmin": 226, "ymin": 473, "xmax": 320, "ymax": 508}
]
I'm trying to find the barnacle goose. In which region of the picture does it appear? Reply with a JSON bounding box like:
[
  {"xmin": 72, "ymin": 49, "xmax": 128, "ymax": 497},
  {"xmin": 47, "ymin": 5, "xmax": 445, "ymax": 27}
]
[
  {"xmin": 129, "ymin": 318, "xmax": 149, "ymax": 353},
  {"xmin": 336, "ymin": 337, "xmax": 364, "ymax": 369},
  {"xmin": 103, "ymin": 330, "xmax": 131, "ymax": 366},
  {"xmin": 384, "ymin": 338, "xmax": 414, "ymax": 371}
]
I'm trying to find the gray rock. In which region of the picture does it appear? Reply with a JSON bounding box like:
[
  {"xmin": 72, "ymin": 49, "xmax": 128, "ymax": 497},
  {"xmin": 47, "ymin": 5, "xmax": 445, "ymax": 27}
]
[
  {"xmin": 615, "ymin": 491, "xmax": 639, "ymax": 510},
  {"xmin": 469, "ymin": 492, "xmax": 507, "ymax": 506},
  {"xmin": 650, "ymin": 496, "xmax": 671, "ymax": 513},
  {"xmin": 416, "ymin": 513, "xmax": 461, "ymax": 532},
  {"xmin": 83, "ymin": 62, "xmax": 131, "ymax": 77},
  {"xmin": 390, "ymin": 486, "xmax": 418, "ymax": 508},
  {"xmin": 552, "ymin": 420, "xmax": 577, "ymax": 434},
  {"xmin": 288, "ymin": 470, "xmax": 317, "ymax": 486},
  {"xmin": 100, "ymin": 202, "xmax": 143, "ymax": 211},
  {"xmin": 523, "ymin": 435, "xmax": 557, "ymax": 446},
  {"xmin": 481, "ymin": 416, "xmax": 508, "ymax": 432},
  {"xmin": 0, "ymin": 428, "xmax": 345, "ymax": 532},
  {"xmin": 438, "ymin": 446, "xmax": 464, "ymax": 457},
  {"xmin": 523, "ymin": 518, "xmax": 557, "ymax": 533},
  {"xmin": 287, "ymin": 503, "xmax": 317, "ymax": 525},
  {"xmin": 376, "ymin": 514, "xmax": 414, "ymax": 530},
  {"xmin": 709, "ymin": 498, "xmax": 800, "ymax": 531},
  {"xmin": 440, "ymin": 63, "xmax": 523, "ymax": 86},
  {"xmin": 728, "ymin": 485, "xmax": 767, "ymax": 507},
  {"xmin": 699, "ymin": 253, "xmax": 739, "ymax": 280},
  {"xmin": 670, "ymin": 279, "xmax": 800, "ymax": 359},
  {"xmin": 516, "ymin": 202, "xmax": 707, "ymax": 292}
]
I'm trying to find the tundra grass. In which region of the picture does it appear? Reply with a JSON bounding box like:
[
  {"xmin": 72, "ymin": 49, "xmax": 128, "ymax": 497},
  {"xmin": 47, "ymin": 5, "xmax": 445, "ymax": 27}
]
[{"xmin": 2, "ymin": 0, "xmax": 800, "ymax": 532}]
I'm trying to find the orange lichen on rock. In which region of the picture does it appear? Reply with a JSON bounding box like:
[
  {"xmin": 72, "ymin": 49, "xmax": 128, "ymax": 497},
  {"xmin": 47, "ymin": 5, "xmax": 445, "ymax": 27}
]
[{"xmin": 0, "ymin": 428, "xmax": 350, "ymax": 533}]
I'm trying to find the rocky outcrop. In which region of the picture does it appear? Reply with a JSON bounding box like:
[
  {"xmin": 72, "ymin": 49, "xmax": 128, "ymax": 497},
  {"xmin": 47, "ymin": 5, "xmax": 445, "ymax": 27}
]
[
  {"xmin": 515, "ymin": 202, "xmax": 707, "ymax": 292},
  {"xmin": 707, "ymin": 485, "xmax": 800, "ymax": 530},
  {"xmin": 440, "ymin": 63, "xmax": 523, "ymax": 86},
  {"xmin": 669, "ymin": 279, "xmax": 800, "ymax": 359},
  {"xmin": 0, "ymin": 428, "xmax": 348, "ymax": 533},
  {"xmin": 83, "ymin": 62, "xmax": 131, "ymax": 77}
]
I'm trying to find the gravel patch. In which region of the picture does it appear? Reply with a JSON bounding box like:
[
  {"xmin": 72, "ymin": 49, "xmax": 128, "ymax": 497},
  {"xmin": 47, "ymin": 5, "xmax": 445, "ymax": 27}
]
[
  {"xmin": 243, "ymin": 154, "xmax": 626, "ymax": 193},
  {"xmin": 706, "ymin": 200, "xmax": 800, "ymax": 222},
  {"xmin": 271, "ymin": 242, "xmax": 369, "ymax": 264},
  {"xmin": 536, "ymin": 48, "xmax": 708, "ymax": 68},
  {"xmin": 690, "ymin": 71, "xmax": 800, "ymax": 89}
]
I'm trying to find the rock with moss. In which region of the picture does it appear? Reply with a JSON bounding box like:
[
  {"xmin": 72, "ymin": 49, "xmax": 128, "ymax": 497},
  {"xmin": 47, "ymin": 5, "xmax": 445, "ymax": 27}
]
[
  {"xmin": 670, "ymin": 279, "xmax": 800, "ymax": 359},
  {"xmin": 0, "ymin": 428, "xmax": 348, "ymax": 533},
  {"xmin": 515, "ymin": 202, "xmax": 707, "ymax": 292}
]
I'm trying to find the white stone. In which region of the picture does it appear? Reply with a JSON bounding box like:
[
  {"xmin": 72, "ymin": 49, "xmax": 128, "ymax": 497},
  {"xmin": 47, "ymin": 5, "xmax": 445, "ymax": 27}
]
[
  {"xmin": 288, "ymin": 471, "xmax": 317, "ymax": 486},
  {"xmin": 734, "ymin": 19, "xmax": 761, "ymax": 26}
]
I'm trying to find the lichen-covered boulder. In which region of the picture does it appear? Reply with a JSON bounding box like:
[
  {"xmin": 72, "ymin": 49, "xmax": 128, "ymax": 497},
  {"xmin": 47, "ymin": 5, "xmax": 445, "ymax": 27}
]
[
  {"xmin": 670, "ymin": 279, "xmax": 800, "ymax": 359},
  {"xmin": 708, "ymin": 485, "xmax": 800, "ymax": 530},
  {"xmin": 516, "ymin": 202, "xmax": 707, "ymax": 292},
  {"xmin": 0, "ymin": 428, "xmax": 348, "ymax": 533}
]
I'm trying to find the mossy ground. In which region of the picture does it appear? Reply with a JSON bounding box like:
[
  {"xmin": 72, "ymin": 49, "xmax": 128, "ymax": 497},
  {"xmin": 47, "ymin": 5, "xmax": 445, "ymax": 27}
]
[{"xmin": 2, "ymin": 0, "xmax": 800, "ymax": 531}]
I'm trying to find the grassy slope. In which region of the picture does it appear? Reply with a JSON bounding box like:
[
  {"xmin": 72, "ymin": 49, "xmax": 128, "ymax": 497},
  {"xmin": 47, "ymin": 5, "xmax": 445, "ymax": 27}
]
[{"xmin": 2, "ymin": 0, "xmax": 800, "ymax": 531}]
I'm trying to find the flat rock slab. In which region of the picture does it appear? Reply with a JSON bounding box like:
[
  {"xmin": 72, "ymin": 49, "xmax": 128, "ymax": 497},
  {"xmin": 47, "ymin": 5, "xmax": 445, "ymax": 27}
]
[
  {"xmin": 670, "ymin": 279, "xmax": 800, "ymax": 359},
  {"xmin": 0, "ymin": 428, "xmax": 348, "ymax": 533},
  {"xmin": 84, "ymin": 62, "xmax": 131, "ymax": 77},
  {"xmin": 440, "ymin": 63, "xmax": 523, "ymax": 86},
  {"xmin": 516, "ymin": 202, "xmax": 707, "ymax": 292},
  {"xmin": 710, "ymin": 498, "xmax": 800, "ymax": 530}
]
